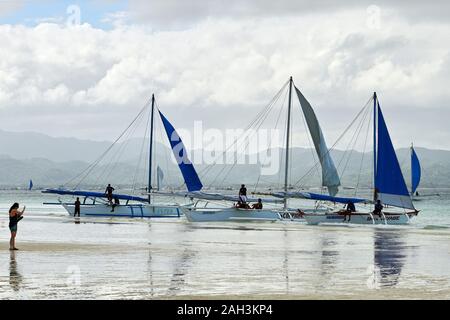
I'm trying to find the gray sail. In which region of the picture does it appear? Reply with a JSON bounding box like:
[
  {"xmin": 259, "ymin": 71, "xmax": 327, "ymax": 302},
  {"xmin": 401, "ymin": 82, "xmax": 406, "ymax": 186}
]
[{"xmin": 295, "ymin": 86, "xmax": 341, "ymax": 196}]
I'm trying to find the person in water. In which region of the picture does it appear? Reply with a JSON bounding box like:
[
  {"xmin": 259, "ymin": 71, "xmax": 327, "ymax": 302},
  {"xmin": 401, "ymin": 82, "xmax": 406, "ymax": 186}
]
[
  {"xmin": 105, "ymin": 184, "xmax": 115, "ymax": 204},
  {"xmin": 252, "ymin": 199, "xmax": 263, "ymax": 210},
  {"xmin": 111, "ymin": 197, "xmax": 120, "ymax": 212},
  {"xmin": 239, "ymin": 184, "xmax": 247, "ymax": 203},
  {"xmin": 373, "ymin": 199, "xmax": 383, "ymax": 218},
  {"xmin": 343, "ymin": 200, "xmax": 356, "ymax": 222},
  {"xmin": 74, "ymin": 197, "xmax": 81, "ymax": 217},
  {"xmin": 9, "ymin": 203, "xmax": 25, "ymax": 251}
]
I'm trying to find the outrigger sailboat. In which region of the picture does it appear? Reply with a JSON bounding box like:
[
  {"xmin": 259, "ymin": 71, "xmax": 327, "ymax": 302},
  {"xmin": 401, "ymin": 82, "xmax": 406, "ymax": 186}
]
[
  {"xmin": 301, "ymin": 93, "xmax": 419, "ymax": 225},
  {"xmin": 175, "ymin": 77, "xmax": 340, "ymax": 222},
  {"xmin": 42, "ymin": 95, "xmax": 188, "ymax": 218},
  {"xmin": 157, "ymin": 107, "xmax": 284, "ymax": 222}
]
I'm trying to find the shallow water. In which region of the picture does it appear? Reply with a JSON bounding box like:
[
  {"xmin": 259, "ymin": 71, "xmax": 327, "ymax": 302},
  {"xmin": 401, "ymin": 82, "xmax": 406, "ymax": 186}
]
[{"xmin": 0, "ymin": 190, "xmax": 449, "ymax": 299}]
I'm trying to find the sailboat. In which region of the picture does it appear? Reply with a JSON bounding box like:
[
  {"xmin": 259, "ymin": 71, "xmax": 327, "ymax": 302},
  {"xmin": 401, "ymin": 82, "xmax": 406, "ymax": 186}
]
[
  {"xmin": 42, "ymin": 95, "xmax": 186, "ymax": 218},
  {"xmin": 157, "ymin": 106, "xmax": 284, "ymax": 222},
  {"xmin": 411, "ymin": 144, "xmax": 421, "ymax": 200},
  {"xmin": 175, "ymin": 77, "xmax": 339, "ymax": 222},
  {"xmin": 302, "ymin": 92, "xmax": 419, "ymax": 225}
]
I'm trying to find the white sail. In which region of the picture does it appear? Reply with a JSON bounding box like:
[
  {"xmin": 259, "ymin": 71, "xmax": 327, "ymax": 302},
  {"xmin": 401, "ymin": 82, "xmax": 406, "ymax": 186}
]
[
  {"xmin": 156, "ymin": 166, "xmax": 164, "ymax": 190},
  {"xmin": 295, "ymin": 86, "xmax": 341, "ymax": 196}
]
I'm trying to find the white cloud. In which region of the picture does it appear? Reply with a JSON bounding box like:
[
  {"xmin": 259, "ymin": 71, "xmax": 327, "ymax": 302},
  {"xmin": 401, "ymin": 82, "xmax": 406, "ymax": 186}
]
[{"xmin": 0, "ymin": 7, "xmax": 449, "ymax": 150}]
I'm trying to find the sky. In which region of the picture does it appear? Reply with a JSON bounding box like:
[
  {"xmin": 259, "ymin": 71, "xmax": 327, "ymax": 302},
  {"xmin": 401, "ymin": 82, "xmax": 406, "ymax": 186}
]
[{"xmin": 0, "ymin": 0, "xmax": 449, "ymax": 150}]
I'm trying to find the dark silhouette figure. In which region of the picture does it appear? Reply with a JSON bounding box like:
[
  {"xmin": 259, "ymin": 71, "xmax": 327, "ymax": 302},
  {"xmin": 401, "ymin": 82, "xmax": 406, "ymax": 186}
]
[
  {"xmin": 252, "ymin": 199, "xmax": 263, "ymax": 210},
  {"xmin": 343, "ymin": 201, "xmax": 356, "ymax": 222},
  {"xmin": 74, "ymin": 197, "xmax": 81, "ymax": 217},
  {"xmin": 239, "ymin": 184, "xmax": 247, "ymax": 203},
  {"xmin": 9, "ymin": 203, "xmax": 25, "ymax": 251},
  {"xmin": 111, "ymin": 197, "xmax": 120, "ymax": 212},
  {"xmin": 373, "ymin": 200, "xmax": 383, "ymax": 218},
  {"xmin": 105, "ymin": 184, "xmax": 115, "ymax": 204}
]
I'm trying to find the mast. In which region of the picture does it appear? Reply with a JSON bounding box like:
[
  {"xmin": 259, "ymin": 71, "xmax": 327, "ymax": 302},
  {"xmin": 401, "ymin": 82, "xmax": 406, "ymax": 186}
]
[
  {"xmin": 373, "ymin": 92, "xmax": 377, "ymax": 202},
  {"xmin": 148, "ymin": 94, "xmax": 155, "ymax": 204},
  {"xmin": 284, "ymin": 77, "xmax": 293, "ymax": 209}
]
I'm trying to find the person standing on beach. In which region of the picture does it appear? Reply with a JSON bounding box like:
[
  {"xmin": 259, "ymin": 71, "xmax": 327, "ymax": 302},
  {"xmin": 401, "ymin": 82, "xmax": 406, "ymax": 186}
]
[
  {"xmin": 74, "ymin": 197, "xmax": 81, "ymax": 217},
  {"xmin": 9, "ymin": 203, "xmax": 25, "ymax": 251},
  {"xmin": 105, "ymin": 184, "xmax": 115, "ymax": 204}
]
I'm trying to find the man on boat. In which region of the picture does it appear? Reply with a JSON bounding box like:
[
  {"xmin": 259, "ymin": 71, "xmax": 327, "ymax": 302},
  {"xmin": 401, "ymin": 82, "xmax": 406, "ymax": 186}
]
[
  {"xmin": 251, "ymin": 199, "xmax": 263, "ymax": 210},
  {"xmin": 239, "ymin": 184, "xmax": 247, "ymax": 203},
  {"xmin": 373, "ymin": 199, "xmax": 383, "ymax": 218},
  {"xmin": 343, "ymin": 200, "xmax": 356, "ymax": 222},
  {"xmin": 74, "ymin": 197, "xmax": 81, "ymax": 217},
  {"xmin": 105, "ymin": 184, "xmax": 115, "ymax": 204}
]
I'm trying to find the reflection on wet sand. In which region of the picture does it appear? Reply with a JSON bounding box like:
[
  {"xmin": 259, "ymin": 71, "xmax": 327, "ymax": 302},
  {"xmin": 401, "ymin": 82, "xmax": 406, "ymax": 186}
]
[
  {"xmin": 373, "ymin": 229, "xmax": 408, "ymax": 287},
  {"xmin": 9, "ymin": 251, "xmax": 23, "ymax": 292}
]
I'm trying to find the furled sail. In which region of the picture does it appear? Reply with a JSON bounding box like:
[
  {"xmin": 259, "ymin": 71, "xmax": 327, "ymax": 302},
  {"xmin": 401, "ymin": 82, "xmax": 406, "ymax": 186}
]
[
  {"xmin": 154, "ymin": 190, "xmax": 284, "ymax": 204},
  {"xmin": 272, "ymin": 191, "xmax": 366, "ymax": 204},
  {"xmin": 295, "ymin": 86, "xmax": 341, "ymax": 196},
  {"xmin": 411, "ymin": 146, "xmax": 421, "ymax": 194},
  {"xmin": 158, "ymin": 110, "xmax": 203, "ymax": 192},
  {"xmin": 375, "ymin": 103, "xmax": 415, "ymax": 210}
]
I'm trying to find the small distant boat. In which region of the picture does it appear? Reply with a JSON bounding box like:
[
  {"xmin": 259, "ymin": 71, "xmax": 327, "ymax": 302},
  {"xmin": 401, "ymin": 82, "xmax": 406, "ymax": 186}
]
[
  {"xmin": 28, "ymin": 179, "xmax": 33, "ymax": 191},
  {"xmin": 410, "ymin": 144, "xmax": 422, "ymax": 201},
  {"xmin": 302, "ymin": 92, "xmax": 419, "ymax": 225}
]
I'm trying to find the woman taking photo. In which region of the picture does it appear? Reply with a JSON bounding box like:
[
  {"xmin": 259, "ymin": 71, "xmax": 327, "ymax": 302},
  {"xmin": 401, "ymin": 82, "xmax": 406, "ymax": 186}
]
[{"xmin": 9, "ymin": 203, "xmax": 25, "ymax": 250}]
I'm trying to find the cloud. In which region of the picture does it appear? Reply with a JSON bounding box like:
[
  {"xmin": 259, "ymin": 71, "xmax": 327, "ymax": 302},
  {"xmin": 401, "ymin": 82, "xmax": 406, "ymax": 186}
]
[
  {"xmin": 128, "ymin": 0, "xmax": 450, "ymax": 29},
  {"xmin": 0, "ymin": 6, "xmax": 449, "ymax": 150}
]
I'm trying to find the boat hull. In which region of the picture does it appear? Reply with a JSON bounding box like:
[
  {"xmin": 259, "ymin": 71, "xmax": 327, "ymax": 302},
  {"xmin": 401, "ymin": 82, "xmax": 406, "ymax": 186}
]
[
  {"xmin": 62, "ymin": 203, "xmax": 181, "ymax": 218},
  {"xmin": 303, "ymin": 211, "xmax": 416, "ymax": 225},
  {"xmin": 182, "ymin": 207, "xmax": 281, "ymax": 222}
]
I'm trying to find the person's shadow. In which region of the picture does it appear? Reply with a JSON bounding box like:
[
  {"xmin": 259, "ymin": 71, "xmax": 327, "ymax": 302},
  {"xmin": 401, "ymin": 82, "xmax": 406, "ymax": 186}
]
[{"xmin": 9, "ymin": 251, "xmax": 23, "ymax": 292}]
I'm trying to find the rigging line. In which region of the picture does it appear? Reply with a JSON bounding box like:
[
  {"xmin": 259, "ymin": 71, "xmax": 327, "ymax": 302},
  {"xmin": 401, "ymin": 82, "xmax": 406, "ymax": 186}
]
[
  {"xmin": 67, "ymin": 100, "xmax": 150, "ymax": 189},
  {"xmin": 212, "ymin": 88, "xmax": 284, "ymax": 189},
  {"xmin": 154, "ymin": 100, "xmax": 175, "ymax": 191},
  {"xmin": 255, "ymin": 87, "xmax": 289, "ymax": 193},
  {"xmin": 197, "ymin": 80, "xmax": 290, "ymax": 179},
  {"xmin": 335, "ymin": 102, "xmax": 368, "ymax": 174},
  {"xmin": 89, "ymin": 110, "xmax": 146, "ymax": 188},
  {"xmin": 203, "ymin": 83, "xmax": 288, "ymax": 188},
  {"xmin": 292, "ymin": 96, "xmax": 373, "ymax": 188},
  {"xmin": 277, "ymin": 100, "xmax": 289, "ymax": 190},
  {"xmin": 131, "ymin": 105, "xmax": 151, "ymax": 195},
  {"xmin": 212, "ymin": 90, "xmax": 284, "ymax": 189},
  {"xmin": 72, "ymin": 105, "xmax": 148, "ymax": 190},
  {"xmin": 355, "ymin": 104, "xmax": 372, "ymax": 196},
  {"xmin": 338, "ymin": 101, "xmax": 371, "ymax": 179},
  {"xmin": 199, "ymin": 83, "xmax": 287, "ymax": 185},
  {"xmin": 87, "ymin": 109, "xmax": 146, "ymax": 189}
]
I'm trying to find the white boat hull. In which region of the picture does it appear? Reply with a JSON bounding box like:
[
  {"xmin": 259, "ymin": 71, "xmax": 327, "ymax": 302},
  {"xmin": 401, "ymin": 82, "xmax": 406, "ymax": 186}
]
[
  {"xmin": 62, "ymin": 203, "xmax": 181, "ymax": 218},
  {"xmin": 182, "ymin": 207, "xmax": 281, "ymax": 222},
  {"xmin": 303, "ymin": 211, "xmax": 417, "ymax": 225}
]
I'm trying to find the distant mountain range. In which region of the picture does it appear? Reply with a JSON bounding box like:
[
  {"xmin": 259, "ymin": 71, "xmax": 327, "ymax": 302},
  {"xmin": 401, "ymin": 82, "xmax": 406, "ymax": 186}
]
[{"xmin": 1, "ymin": 130, "xmax": 450, "ymax": 190}]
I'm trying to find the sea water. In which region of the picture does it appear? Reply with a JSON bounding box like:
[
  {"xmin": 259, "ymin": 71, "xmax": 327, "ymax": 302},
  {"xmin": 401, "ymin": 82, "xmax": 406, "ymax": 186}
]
[{"xmin": 0, "ymin": 189, "xmax": 449, "ymax": 299}]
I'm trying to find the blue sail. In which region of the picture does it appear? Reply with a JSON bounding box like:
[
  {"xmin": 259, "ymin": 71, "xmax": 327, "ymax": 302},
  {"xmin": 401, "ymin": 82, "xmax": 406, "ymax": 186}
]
[
  {"xmin": 29, "ymin": 179, "xmax": 33, "ymax": 190},
  {"xmin": 375, "ymin": 103, "xmax": 414, "ymax": 210},
  {"xmin": 158, "ymin": 110, "xmax": 203, "ymax": 192},
  {"xmin": 411, "ymin": 146, "xmax": 421, "ymax": 194}
]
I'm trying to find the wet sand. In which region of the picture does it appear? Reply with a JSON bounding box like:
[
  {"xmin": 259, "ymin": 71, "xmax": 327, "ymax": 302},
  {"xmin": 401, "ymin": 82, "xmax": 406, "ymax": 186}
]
[{"xmin": 1, "ymin": 215, "xmax": 450, "ymax": 299}]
